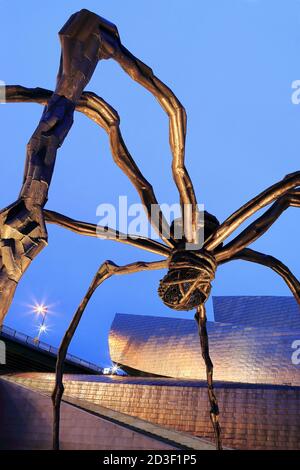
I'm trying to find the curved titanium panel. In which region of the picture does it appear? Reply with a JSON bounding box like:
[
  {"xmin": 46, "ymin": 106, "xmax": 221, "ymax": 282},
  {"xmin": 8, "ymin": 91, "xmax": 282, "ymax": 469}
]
[{"xmin": 109, "ymin": 303, "xmax": 300, "ymax": 385}]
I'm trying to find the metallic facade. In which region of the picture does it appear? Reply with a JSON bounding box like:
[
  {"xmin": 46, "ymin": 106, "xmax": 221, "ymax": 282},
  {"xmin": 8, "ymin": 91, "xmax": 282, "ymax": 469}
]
[
  {"xmin": 213, "ymin": 295, "xmax": 300, "ymax": 328},
  {"xmin": 109, "ymin": 296, "xmax": 300, "ymax": 385}
]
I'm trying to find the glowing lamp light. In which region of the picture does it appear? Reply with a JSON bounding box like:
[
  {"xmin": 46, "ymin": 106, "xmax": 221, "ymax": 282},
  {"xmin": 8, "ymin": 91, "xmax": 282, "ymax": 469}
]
[
  {"xmin": 33, "ymin": 304, "xmax": 48, "ymax": 315},
  {"xmin": 103, "ymin": 364, "xmax": 120, "ymax": 375},
  {"xmin": 111, "ymin": 364, "xmax": 119, "ymax": 374},
  {"xmin": 38, "ymin": 324, "xmax": 47, "ymax": 334}
]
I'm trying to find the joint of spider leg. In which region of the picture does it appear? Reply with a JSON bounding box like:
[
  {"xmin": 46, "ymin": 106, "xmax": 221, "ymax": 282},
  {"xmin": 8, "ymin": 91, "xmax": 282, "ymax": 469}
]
[
  {"xmin": 95, "ymin": 260, "xmax": 117, "ymax": 280},
  {"xmin": 97, "ymin": 27, "xmax": 121, "ymax": 61}
]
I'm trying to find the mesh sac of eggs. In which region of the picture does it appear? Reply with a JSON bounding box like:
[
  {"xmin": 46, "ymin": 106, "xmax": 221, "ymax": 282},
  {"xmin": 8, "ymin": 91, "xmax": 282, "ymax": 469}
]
[{"xmin": 158, "ymin": 249, "xmax": 217, "ymax": 311}]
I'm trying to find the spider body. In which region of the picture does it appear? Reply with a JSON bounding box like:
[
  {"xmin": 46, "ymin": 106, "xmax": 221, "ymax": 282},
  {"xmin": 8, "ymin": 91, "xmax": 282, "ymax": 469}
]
[
  {"xmin": 159, "ymin": 211, "xmax": 220, "ymax": 310},
  {"xmin": 158, "ymin": 248, "xmax": 216, "ymax": 311}
]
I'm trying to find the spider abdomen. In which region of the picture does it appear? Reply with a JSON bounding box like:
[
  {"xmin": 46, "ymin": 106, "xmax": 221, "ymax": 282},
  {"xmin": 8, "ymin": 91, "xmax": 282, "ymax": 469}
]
[{"xmin": 158, "ymin": 250, "xmax": 217, "ymax": 311}]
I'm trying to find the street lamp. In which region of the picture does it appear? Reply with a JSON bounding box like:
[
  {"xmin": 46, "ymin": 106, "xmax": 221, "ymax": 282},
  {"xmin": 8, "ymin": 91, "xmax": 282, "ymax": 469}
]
[{"xmin": 33, "ymin": 303, "xmax": 48, "ymax": 343}]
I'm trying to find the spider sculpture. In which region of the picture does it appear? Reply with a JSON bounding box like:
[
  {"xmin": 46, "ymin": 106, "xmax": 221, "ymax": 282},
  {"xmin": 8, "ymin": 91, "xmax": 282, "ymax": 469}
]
[{"xmin": 1, "ymin": 9, "xmax": 300, "ymax": 451}]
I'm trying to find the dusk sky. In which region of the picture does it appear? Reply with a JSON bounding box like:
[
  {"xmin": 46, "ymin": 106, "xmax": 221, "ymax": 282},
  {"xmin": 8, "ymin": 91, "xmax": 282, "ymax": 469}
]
[{"xmin": 1, "ymin": 0, "xmax": 300, "ymax": 367}]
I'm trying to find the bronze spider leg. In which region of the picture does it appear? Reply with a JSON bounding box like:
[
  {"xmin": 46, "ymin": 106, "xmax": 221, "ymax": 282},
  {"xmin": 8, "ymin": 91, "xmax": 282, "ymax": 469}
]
[
  {"xmin": 215, "ymin": 189, "xmax": 300, "ymax": 262},
  {"xmin": 4, "ymin": 86, "xmax": 174, "ymax": 247},
  {"xmin": 44, "ymin": 209, "xmax": 170, "ymax": 257},
  {"xmin": 79, "ymin": 92, "xmax": 174, "ymax": 247},
  {"xmin": 195, "ymin": 304, "xmax": 222, "ymax": 450},
  {"xmin": 205, "ymin": 172, "xmax": 300, "ymax": 251},
  {"xmin": 52, "ymin": 258, "xmax": 168, "ymax": 450},
  {"xmin": 0, "ymin": 91, "xmax": 75, "ymax": 324},
  {"xmin": 0, "ymin": 11, "xmax": 105, "ymax": 324},
  {"xmin": 96, "ymin": 18, "xmax": 198, "ymax": 244},
  {"xmin": 220, "ymin": 247, "xmax": 300, "ymax": 305}
]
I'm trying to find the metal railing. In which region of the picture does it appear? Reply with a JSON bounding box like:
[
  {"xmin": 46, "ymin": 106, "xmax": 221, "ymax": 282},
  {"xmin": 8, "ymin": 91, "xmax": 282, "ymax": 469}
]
[{"xmin": 0, "ymin": 324, "xmax": 102, "ymax": 373}]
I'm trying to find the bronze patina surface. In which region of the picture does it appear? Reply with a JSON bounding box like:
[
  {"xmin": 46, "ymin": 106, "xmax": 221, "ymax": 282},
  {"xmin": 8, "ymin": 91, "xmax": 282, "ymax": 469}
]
[{"xmin": 1, "ymin": 9, "xmax": 299, "ymax": 450}]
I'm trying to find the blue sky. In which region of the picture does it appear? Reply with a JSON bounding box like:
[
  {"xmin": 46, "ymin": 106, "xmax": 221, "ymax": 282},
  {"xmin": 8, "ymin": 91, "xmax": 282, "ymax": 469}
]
[{"xmin": 0, "ymin": 0, "xmax": 300, "ymax": 366}]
